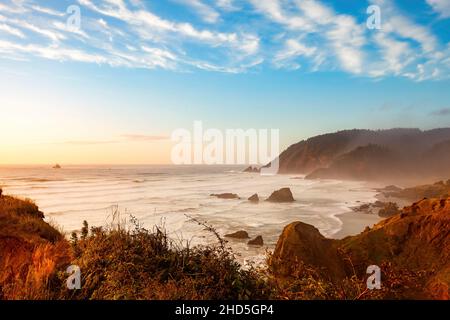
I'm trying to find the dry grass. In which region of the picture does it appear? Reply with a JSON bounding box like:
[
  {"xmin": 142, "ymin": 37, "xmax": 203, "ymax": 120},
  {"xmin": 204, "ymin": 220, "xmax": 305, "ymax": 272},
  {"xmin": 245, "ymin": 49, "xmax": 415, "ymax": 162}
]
[
  {"xmin": 0, "ymin": 192, "xmax": 442, "ymax": 300},
  {"xmin": 61, "ymin": 219, "xmax": 270, "ymax": 300}
]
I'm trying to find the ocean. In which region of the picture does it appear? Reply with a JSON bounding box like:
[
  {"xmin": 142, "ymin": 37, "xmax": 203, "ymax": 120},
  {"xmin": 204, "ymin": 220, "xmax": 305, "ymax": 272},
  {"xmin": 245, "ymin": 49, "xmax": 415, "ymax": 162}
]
[{"xmin": 0, "ymin": 165, "xmax": 380, "ymax": 264}]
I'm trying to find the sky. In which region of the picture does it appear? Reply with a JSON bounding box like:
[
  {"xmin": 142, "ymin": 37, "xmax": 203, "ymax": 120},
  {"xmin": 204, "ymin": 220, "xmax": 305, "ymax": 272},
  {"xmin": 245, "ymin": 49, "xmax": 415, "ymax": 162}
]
[{"xmin": 0, "ymin": 0, "xmax": 450, "ymax": 164}]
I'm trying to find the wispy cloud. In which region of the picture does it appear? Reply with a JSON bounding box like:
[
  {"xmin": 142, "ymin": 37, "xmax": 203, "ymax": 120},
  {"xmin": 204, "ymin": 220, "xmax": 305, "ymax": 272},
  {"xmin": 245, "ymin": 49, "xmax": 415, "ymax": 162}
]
[
  {"xmin": 30, "ymin": 5, "xmax": 65, "ymax": 17},
  {"xmin": 60, "ymin": 134, "xmax": 169, "ymax": 145},
  {"xmin": 122, "ymin": 134, "xmax": 170, "ymax": 141},
  {"xmin": 369, "ymin": 0, "xmax": 443, "ymax": 81},
  {"xmin": 430, "ymin": 108, "xmax": 450, "ymax": 116},
  {"xmin": 63, "ymin": 140, "xmax": 119, "ymax": 145},
  {"xmin": 0, "ymin": 23, "xmax": 25, "ymax": 38},
  {"xmin": 174, "ymin": 0, "xmax": 220, "ymax": 23},
  {"xmin": 274, "ymin": 39, "xmax": 317, "ymax": 70},
  {"xmin": 0, "ymin": 40, "xmax": 109, "ymax": 64},
  {"xmin": 0, "ymin": 0, "xmax": 448, "ymax": 80},
  {"xmin": 426, "ymin": 0, "xmax": 450, "ymax": 18},
  {"xmin": 252, "ymin": 0, "xmax": 365, "ymax": 74},
  {"xmin": 216, "ymin": 0, "xmax": 239, "ymax": 12}
]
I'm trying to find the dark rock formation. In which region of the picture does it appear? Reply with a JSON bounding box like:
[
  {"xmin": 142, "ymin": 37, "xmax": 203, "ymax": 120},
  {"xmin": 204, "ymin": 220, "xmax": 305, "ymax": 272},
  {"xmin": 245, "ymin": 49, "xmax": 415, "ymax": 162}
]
[
  {"xmin": 378, "ymin": 202, "xmax": 400, "ymax": 217},
  {"xmin": 210, "ymin": 193, "xmax": 240, "ymax": 199},
  {"xmin": 377, "ymin": 185, "xmax": 403, "ymax": 193},
  {"xmin": 248, "ymin": 193, "xmax": 259, "ymax": 203},
  {"xmin": 270, "ymin": 222, "xmax": 346, "ymax": 279},
  {"xmin": 382, "ymin": 180, "xmax": 450, "ymax": 202},
  {"xmin": 224, "ymin": 230, "xmax": 249, "ymax": 239},
  {"xmin": 352, "ymin": 200, "xmax": 387, "ymax": 215},
  {"xmin": 248, "ymin": 236, "xmax": 264, "ymax": 246},
  {"xmin": 266, "ymin": 188, "xmax": 294, "ymax": 202},
  {"xmin": 270, "ymin": 197, "xmax": 450, "ymax": 299},
  {"xmin": 243, "ymin": 166, "xmax": 260, "ymax": 173}
]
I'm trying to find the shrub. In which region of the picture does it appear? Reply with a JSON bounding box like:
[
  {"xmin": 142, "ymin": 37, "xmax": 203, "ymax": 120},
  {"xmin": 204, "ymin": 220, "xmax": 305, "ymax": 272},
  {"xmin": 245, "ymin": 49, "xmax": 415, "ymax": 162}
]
[{"xmin": 60, "ymin": 218, "xmax": 270, "ymax": 300}]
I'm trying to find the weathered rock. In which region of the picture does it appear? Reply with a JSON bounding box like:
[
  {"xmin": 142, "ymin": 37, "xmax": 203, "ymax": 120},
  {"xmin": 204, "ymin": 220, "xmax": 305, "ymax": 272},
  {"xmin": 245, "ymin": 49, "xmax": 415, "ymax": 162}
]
[
  {"xmin": 378, "ymin": 202, "xmax": 400, "ymax": 217},
  {"xmin": 243, "ymin": 166, "xmax": 260, "ymax": 173},
  {"xmin": 248, "ymin": 193, "xmax": 259, "ymax": 203},
  {"xmin": 352, "ymin": 201, "xmax": 387, "ymax": 214},
  {"xmin": 248, "ymin": 235, "xmax": 264, "ymax": 246},
  {"xmin": 377, "ymin": 185, "xmax": 403, "ymax": 194},
  {"xmin": 270, "ymin": 197, "xmax": 450, "ymax": 299},
  {"xmin": 383, "ymin": 180, "xmax": 450, "ymax": 202},
  {"xmin": 270, "ymin": 222, "xmax": 345, "ymax": 279},
  {"xmin": 210, "ymin": 193, "xmax": 240, "ymax": 199},
  {"xmin": 352, "ymin": 203, "xmax": 371, "ymax": 213},
  {"xmin": 266, "ymin": 188, "xmax": 294, "ymax": 202},
  {"xmin": 225, "ymin": 230, "xmax": 249, "ymax": 239}
]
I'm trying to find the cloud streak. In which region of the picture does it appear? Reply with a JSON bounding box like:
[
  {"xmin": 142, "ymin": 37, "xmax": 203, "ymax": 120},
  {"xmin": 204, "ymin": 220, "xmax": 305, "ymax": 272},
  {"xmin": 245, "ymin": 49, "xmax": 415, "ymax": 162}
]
[
  {"xmin": 430, "ymin": 108, "xmax": 450, "ymax": 116},
  {"xmin": 0, "ymin": 0, "xmax": 448, "ymax": 80},
  {"xmin": 122, "ymin": 134, "xmax": 170, "ymax": 141},
  {"xmin": 426, "ymin": 0, "xmax": 450, "ymax": 18}
]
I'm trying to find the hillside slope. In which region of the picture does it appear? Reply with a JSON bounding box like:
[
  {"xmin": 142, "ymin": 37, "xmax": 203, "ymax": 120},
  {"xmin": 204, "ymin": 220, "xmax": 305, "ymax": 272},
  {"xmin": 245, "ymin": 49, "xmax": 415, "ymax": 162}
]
[
  {"xmin": 270, "ymin": 128, "xmax": 450, "ymax": 181},
  {"xmin": 270, "ymin": 197, "xmax": 450, "ymax": 299},
  {"xmin": 0, "ymin": 193, "xmax": 71, "ymax": 299}
]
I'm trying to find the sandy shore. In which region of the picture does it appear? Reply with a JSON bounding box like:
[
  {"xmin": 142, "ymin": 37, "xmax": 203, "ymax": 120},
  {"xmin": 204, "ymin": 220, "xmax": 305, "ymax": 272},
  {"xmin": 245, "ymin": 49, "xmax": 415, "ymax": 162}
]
[{"xmin": 331, "ymin": 211, "xmax": 382, "ymax": 239}]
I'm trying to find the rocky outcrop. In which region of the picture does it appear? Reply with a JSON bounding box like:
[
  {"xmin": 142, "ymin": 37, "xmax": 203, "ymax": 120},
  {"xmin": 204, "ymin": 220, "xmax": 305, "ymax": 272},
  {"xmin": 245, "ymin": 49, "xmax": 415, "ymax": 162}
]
[
  {"xmin": 352, "ymin": 201, "xmax": 400, "ymax": 218},
  {"xmin": 243, "ymin": 166, "xmax": 260, "ymax": 173},
  {"xmin": 270, "ymin": 222, "xmax": 346, "ymax": 280},
  {"xmin": 266, "ymin": 188, "xmax": 294, "ymax": 202},
  {"xmin": 224, "ymin": 230, "xmax": 249, "ymax": 239},
  {"xmin": 376, "ymin": 185, "xmax": 402, "ymax": 193},
  {"xmin": 381, "ymin": 180, "xmax": 450, "ymax": 202},
  {"xmin": 270, "ymin": 197, "xmax": 450, "ymax": 299},
  {"xmin": 210, "ymin": 193, "xmax": 240, "ymax": 199},
  {"xmin": 377, "ymin": 202, "xmax": 400, "ymax": 217},
  {"xmin": 248, "ymin": 194, "xmax": 259, "ymax": 203},
  {"xmin": 248, "ymin": 236, "xmax": 264, "ymax": 246},
  {"xmin": 352, "ymin": 201, "xmax": 386, "ymax": 215}
]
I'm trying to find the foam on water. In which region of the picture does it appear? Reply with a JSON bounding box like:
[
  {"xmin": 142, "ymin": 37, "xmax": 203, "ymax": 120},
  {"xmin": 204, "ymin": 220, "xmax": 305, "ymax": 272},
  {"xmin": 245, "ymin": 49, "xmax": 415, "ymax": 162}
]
[{"xmin": 0, "ymin": 165, "xmax": 381, "ymax": 263}]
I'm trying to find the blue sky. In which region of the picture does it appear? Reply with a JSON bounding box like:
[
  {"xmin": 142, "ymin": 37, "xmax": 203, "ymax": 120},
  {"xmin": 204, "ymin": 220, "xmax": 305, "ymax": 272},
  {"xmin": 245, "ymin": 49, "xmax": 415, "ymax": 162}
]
[{"xmin": 0, "ymin": 0, "xmax": 450, "ymax": 164}]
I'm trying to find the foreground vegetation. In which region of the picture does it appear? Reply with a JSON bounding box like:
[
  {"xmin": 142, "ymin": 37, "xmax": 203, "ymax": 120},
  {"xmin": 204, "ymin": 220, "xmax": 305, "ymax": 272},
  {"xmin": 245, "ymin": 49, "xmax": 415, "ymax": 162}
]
[{"xmin": 0, "ymin": 189, "xmax": 448, "ymax": 300}]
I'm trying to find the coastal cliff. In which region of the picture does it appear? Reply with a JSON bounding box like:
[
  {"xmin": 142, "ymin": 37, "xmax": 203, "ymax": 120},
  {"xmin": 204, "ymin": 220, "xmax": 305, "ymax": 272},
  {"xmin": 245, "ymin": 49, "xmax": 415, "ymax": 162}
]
[
  {"xmin": 270, "ymin": 197, "xmax": 450, "ymax": 299},
  {"xmin": 1, "ymin": 190, "xmax": 448, "ymax": 300},
  {"xmin": 270, "ymin": 128, "xmax": 450, "ymax": 181}
]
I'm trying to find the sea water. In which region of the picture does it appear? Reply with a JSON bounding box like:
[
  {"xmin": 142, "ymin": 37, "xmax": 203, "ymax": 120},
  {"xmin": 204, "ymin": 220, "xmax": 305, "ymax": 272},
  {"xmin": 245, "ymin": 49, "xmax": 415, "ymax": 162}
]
[{"xmin": 0, "ymin": 165, "xmax": 380, "ymax": 265}]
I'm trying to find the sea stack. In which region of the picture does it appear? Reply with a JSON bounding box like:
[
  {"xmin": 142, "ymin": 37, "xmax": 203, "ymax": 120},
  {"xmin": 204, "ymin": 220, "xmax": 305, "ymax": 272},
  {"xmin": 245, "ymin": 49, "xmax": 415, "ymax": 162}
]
[
  {"xmin": 248, "ymin": 235, "xmax": 264, "ymax": 246},
  {"xmin": 225, "ymin": 230, "xmax": 250, "ymax": 239},
  {"xmin": 266, "ymin": 188, "xmax": 295, "ymax": 202},
  {"xmin": 210, "ymin": 193, "xmax": 240, "ymax": 199},
  {"xmin": 248, "ymin": 194, "xmax": 259, "ymax": 203}
]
